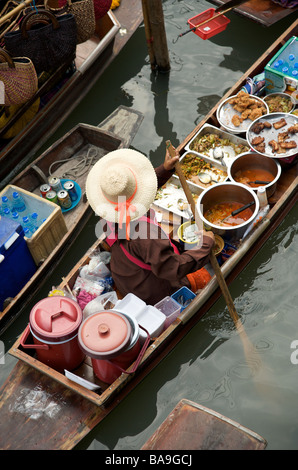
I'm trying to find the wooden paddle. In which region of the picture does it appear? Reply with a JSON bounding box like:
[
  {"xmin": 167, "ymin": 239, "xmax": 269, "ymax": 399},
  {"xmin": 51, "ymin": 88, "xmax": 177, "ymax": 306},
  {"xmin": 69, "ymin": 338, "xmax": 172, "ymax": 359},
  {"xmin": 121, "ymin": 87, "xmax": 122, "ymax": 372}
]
[
  {"xmin": 178, "ymin": 0, "xmax": 250, "ymax": 38},
  {"xmin": 166, "ymin": 140, "xmax": 241, "ymax": 325}
]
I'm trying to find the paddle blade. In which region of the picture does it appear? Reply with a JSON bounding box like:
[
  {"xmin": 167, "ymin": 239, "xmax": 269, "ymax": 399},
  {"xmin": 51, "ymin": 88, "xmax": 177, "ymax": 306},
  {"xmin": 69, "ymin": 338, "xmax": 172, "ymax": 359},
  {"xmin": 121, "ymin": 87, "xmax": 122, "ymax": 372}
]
[{"xmin": 215, "ymin": 0, "xmax": 249, "ymax": 13}]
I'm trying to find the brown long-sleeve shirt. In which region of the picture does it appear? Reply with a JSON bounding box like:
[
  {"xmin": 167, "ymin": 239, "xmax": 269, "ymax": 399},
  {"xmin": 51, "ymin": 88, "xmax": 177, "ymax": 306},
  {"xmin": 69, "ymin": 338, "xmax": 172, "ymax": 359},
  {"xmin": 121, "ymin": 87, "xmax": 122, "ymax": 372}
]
[{"xmin": 109, "ymin": 164, "xmax": 214, "ymax": 305}]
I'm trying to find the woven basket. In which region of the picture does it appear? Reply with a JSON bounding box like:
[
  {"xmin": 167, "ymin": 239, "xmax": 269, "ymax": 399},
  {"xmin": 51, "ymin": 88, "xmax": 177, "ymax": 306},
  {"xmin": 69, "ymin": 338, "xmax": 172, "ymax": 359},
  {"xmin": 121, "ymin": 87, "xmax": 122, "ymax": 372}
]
[
  {"xmin": 0, "ymin": 49, "xmax": 38, "ymax": 106},
  {"xmin": 47, "ymin": 0, "xmax": 96, "ymax": 44},
  {"xmin": 4, "ymin": 10, "xmax": 77, "ymax": 74}
]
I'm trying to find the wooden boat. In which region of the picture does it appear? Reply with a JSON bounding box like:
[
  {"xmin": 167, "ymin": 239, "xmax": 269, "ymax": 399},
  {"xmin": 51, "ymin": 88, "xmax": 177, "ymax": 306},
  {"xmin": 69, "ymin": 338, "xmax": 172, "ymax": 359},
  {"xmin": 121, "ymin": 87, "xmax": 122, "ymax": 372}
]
[
  {"xmin": 210, "ymin": 0, "xmax": 298, "ymax": 26},
  {"xmin": 141, "ymin": 399, "xmax": 267, "ymax": 450},
  {"xmin": 0, "ymin": 105, "xmax": 144, "ymax": 334},
  {"xmin": 0, "ymin": 0, "xmax": 144, "ymax": 185},
  {"xmin": 0, "ymin": 19, "xmax": 298, "ymax": 450}
]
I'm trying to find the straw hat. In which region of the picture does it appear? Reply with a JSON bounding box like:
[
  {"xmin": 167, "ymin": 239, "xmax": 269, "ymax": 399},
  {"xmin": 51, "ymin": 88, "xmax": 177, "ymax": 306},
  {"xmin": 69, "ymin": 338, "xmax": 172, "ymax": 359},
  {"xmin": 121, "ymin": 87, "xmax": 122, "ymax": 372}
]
[{"xmin": 86, "ymin": 148, "xmax": 158, "ymax": 227}]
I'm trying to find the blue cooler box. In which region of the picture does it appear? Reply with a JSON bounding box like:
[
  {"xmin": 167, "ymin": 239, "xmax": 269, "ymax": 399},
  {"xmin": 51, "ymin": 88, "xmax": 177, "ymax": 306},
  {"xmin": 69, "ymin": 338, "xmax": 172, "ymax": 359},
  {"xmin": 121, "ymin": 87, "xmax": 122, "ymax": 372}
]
[{"xmin": 0, "ymin": 217, "xmax": 37, "ymax": 311}]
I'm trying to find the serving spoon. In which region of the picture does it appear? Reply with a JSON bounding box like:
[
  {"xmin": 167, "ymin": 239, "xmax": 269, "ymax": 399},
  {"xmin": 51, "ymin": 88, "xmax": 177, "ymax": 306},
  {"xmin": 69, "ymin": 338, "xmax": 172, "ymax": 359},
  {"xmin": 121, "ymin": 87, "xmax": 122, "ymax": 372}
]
[
  {"xmin": 212, "ymin": 147, "xmax": 226, "ymax": 167},
  {"xmin": 220, "ymin": 200, "xmax": 255, "ymax": 224},
  {"xmin": 248, "ymin": 180, "xmax": 270, "ymax": 185},
  {"xmin": 197, "ymin": 172, "xmax": 218, "ymax": 185}
]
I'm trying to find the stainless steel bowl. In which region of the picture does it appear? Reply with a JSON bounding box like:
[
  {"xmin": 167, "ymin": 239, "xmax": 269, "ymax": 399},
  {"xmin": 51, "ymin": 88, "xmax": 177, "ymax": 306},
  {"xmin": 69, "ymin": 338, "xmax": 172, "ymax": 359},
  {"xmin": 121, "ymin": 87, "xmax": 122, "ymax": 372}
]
[
  {"xmin": 197, "ymin": 182, "xmax": 259, "ymax": 242},
  {"xmin": 264, "ymin": 92, "xmax": 295, "ymax": 114},
  {"xmin": 228, "ymin": 152, "xmax": 281, "ymax": 198},
  {"xmin": 216, "ymin": 94, "xmax": 269, "ymax": 134},
  {"xmin": 246, "ymin": 112, "xmax": 298, "ymax": 158}
]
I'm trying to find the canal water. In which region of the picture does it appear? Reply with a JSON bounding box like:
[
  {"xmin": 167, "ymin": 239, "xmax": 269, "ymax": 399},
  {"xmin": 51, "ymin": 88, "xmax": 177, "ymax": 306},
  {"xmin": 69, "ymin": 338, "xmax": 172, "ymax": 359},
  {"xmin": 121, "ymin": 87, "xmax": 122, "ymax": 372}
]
[{"xmin": 0, "ymin": 0, "xmax": 297, "ymax": 451}]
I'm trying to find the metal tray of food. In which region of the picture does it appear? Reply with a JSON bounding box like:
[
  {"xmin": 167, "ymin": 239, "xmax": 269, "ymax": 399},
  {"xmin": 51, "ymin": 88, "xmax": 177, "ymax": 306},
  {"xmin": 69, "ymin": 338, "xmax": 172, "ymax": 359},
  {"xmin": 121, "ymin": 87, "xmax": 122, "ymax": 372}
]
[
  {"xmin": 185, "ymin": 124, "xmax": 250, "ymax": 167},
  {"xmin": 216, "ymin": 92, "xmax": 268, "ymax": 134},
  {"xmin": 172, "ymin": 151, "xmax": 228, "ymax": 190},
  {"xmin": 152, "ymin": 176, "xmax": 201, "ymax": 220},
  {"xmin": 246, "ymin": 112, "xmax": 298, "ymax": 158}
]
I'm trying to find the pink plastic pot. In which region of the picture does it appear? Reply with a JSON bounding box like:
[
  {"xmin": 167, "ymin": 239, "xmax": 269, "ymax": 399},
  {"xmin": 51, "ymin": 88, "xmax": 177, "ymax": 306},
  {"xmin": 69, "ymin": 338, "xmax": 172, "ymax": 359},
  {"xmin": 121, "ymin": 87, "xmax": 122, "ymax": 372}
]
[
  {"xmin": 78, "ymin": 310, "xmax": 150, "ymax": 384},
  {"xmin": 21, "ymin": 296, "xmax": 85, "ymax": 372}
]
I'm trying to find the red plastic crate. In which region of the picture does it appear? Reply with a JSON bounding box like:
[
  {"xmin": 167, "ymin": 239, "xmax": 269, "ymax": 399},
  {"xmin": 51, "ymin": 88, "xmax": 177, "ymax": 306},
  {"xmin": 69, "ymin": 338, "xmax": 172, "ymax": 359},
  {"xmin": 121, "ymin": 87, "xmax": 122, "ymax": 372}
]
[{"xmin": 187, "ymin": 8, "xmax": 230, "ymax": 40}]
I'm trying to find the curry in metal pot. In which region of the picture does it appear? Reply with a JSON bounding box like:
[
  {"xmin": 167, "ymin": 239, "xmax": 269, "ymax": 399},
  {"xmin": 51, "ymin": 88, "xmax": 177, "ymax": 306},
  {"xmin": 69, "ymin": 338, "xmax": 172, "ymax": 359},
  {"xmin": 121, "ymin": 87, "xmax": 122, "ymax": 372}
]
[{"xmin": 204, "ymin": 201, "xmax": 253, "ymax": 227}]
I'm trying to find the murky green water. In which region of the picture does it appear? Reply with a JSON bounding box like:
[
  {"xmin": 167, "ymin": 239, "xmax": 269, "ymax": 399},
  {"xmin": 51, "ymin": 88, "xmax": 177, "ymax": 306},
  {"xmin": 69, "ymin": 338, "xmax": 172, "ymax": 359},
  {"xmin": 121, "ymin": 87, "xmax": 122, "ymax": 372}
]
[{"xmin": 0, "ymin": 0, "xmax": 297, "ymax": 450}]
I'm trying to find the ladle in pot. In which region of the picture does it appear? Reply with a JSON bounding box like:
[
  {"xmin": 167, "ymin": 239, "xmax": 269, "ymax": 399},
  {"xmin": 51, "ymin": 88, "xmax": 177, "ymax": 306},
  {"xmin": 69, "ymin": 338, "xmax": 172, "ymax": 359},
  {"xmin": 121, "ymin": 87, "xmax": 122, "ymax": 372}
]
[
  {"xmin": 248, "ymin": 180, "xmax": 270, "ymax": 185},
  {"xmin": 220, "ymin": 201, "xmax": 255, "ymax": 224}
]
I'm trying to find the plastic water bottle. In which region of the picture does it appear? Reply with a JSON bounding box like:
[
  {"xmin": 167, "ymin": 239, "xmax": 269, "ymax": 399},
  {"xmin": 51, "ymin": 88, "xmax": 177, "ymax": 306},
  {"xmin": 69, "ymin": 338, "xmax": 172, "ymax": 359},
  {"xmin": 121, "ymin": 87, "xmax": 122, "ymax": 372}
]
[
  {"xmin": 1, "ymin": 196, "xmax": 11, "ymax": 211},
  {"xmin": 29, "ymin": 212, "xmax": 41, "ymax": 231},
  {"xmin": 11, "ymin": 211, "xmax": 21, "ymax": 224},
  {"xmin": 22, "ymin": 215, "xmax": 35, "ymax": 234},
  {"xmin": 2, "ymin": 207, "xmax": 12, "ymax": 218},
  {"xmin": 23, "ymin": 227, "xmax": 33, "ymax": 238},
  {"xmin": 12, "ymin": 191, "xmax": 26, "ymax": 213}
]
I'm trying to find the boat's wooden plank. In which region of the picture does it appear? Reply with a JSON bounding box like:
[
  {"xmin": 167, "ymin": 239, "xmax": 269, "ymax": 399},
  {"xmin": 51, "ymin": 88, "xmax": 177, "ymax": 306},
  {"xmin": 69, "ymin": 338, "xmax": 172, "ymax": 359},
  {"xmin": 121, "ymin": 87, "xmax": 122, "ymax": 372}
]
[
  {"xmin": 97, "ymin": 105, "xmax": 144, "ymax": 147},
  {"xmin": 210, "ymin": 0, "xmax": 298, "ymax": 26},
  {"xmin": 141, "ymin": 399, "xmax": 267, "ymax": 450},
  {"xmin": 0, "ymin": 361, "xmax": 106, "ymax": 450}
]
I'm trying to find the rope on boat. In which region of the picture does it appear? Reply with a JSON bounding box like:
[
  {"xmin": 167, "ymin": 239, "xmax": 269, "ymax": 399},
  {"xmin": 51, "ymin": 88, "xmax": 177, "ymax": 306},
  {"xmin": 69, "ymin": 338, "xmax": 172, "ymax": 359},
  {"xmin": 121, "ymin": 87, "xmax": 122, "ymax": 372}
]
[{"xmin": 48, "ymin": 146, "xmax": 99, "ymax": 180}]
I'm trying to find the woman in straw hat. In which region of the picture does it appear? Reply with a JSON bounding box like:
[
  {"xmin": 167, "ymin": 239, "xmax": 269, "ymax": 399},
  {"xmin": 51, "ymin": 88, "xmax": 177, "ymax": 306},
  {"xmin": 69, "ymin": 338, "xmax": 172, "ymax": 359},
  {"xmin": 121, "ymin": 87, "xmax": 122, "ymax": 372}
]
[{"xmin": 86, "ymin": 146, "xmax": 214, "ymax": 305}]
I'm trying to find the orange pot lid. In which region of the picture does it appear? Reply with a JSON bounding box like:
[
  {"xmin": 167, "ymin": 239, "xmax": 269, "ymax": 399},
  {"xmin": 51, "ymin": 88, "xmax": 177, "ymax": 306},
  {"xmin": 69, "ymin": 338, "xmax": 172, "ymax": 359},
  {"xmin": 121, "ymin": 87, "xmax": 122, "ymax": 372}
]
[{"xmin": 78, "ymin": 310, "xmax": 132, "ymax": 359}]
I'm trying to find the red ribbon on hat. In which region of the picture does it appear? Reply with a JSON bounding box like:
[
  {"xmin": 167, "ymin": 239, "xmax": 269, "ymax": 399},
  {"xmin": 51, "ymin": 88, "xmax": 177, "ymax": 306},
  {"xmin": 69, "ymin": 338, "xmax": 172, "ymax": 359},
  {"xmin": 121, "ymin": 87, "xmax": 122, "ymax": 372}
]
[{"xmin": 103, "ymin": 168, "xmax": 138, "ymax": 240}]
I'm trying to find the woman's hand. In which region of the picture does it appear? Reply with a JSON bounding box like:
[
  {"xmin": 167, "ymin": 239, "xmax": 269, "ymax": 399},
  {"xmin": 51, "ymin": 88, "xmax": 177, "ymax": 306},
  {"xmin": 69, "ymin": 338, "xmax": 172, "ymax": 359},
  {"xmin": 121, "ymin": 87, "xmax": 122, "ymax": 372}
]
[
  {"xmin": 164, "ymin": 146, "xmax": 179, "ymax": 171},
  {"xmin": 203, "ymin": 229, "xmax": 215, "ymax": 244}
]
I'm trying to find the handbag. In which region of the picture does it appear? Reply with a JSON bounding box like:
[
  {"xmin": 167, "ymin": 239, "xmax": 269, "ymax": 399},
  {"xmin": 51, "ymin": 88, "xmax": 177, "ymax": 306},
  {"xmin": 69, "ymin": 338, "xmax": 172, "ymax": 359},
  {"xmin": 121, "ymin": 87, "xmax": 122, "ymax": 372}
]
[
  {"xmin": 44, "ymin": 0, "xmax": 96, "ymax": 44},
  {"xmin": 4, "ymin": 9, "xmax": 77, "ymax": 74},
  {"xmin": 0, "ymin": 48, "xmax": 38, "ymax": 106}
]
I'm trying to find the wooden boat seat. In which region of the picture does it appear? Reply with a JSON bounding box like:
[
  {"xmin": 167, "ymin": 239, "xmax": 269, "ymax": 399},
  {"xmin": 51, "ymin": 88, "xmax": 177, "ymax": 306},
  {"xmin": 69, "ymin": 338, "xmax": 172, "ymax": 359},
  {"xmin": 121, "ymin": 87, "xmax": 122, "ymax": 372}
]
[{"xmin": 142, "ymin": 399, "xmax": 267, "ymax": 450}]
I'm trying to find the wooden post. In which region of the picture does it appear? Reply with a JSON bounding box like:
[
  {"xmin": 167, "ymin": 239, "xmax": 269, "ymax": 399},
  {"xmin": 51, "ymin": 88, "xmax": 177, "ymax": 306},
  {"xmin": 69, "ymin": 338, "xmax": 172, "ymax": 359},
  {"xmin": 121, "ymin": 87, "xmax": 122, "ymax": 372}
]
[{"xmin": 141, "ymin": 0, "xmax": 170, "ymax": 72}]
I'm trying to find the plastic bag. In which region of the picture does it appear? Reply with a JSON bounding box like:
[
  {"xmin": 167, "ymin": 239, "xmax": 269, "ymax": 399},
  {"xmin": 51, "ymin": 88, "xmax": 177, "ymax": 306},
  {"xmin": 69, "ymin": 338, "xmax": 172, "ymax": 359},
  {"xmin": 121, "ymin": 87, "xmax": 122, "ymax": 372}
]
[
  {"xmin": 73, "ymin": 276, "xmax": 105, "ymax": 297},
  {"xmin": 83, "ymin": 291, "xmax": 118, "ymax": 318},
  {"xmin": 80, "ymin": 250, "xmax": 111, "ymax": 282}
]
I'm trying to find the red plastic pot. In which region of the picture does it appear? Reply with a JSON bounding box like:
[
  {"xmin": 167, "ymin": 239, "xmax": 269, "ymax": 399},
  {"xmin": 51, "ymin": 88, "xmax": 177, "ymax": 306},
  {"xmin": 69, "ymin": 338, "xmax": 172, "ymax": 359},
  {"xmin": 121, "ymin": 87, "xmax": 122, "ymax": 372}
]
[
  {"xmin": 78, "ymin": 310, "xmax": 149, "ymax": 384},
  {"xmin": 21, "ymin": 296, "xmax": 85, "ymax": 372}
]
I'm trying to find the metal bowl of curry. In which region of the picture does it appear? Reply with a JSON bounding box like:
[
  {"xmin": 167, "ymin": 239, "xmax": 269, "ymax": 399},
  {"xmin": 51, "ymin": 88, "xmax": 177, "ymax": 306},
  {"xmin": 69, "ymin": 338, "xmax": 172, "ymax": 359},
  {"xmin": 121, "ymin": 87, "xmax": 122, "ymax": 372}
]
[
  {"xmin": 228, "ymin": 152, "xmax": 281, "ymax": 198},
  {"xmin": 197, "ymin": 182, "xmax": 259, "ymax": 242}
]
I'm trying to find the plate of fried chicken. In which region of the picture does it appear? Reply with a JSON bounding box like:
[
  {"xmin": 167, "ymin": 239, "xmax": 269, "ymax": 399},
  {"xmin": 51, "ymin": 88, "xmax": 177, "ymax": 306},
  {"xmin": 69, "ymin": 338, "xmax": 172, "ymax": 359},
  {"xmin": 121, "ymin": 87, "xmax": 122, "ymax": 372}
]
[
  {"xmin": 246, "ymin": 112, "xmax": 298, "ymax": 158},
  {"xmin": 216, "ymin": 91, "xmax": 268, "ymax": 134}
]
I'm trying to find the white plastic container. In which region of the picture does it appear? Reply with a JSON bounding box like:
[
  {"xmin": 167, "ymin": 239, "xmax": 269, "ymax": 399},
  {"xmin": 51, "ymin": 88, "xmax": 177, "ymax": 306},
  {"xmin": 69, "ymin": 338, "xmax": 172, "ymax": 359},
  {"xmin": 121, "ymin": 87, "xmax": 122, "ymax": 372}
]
[{"xmin": 115, "ymin": 293, "xmax": 166, "ymax": 343}]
